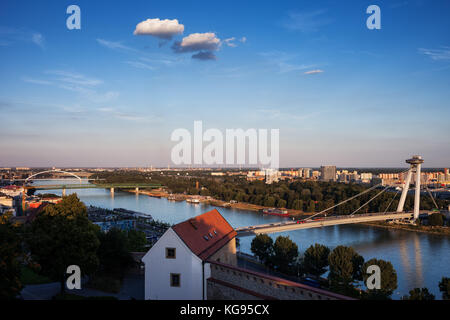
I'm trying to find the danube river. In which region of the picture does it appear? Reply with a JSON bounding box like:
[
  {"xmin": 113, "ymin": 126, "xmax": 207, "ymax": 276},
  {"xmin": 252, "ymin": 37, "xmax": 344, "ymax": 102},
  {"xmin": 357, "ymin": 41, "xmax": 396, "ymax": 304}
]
[{"xmin": 34, "ymin": 180, "xmax": 450, "ymax": 299}]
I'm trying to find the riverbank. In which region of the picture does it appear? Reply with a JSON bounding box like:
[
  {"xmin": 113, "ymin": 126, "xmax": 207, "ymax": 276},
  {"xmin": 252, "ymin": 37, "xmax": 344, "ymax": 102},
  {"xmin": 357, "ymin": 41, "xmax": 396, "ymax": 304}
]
[
  {"xmin": 126, "ymin": 189, "xmax": 310, "ymax": 218},
  {"xmin": 362, "ymin": 221, "xmax": 450, "ymax": 236}
]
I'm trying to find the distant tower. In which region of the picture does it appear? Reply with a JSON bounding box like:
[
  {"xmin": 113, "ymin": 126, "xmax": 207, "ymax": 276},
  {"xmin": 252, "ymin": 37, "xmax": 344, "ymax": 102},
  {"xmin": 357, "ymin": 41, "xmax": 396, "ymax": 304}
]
[{"xmin": 396, "ymin": 155, "xmax": 424, "ymax": 220}]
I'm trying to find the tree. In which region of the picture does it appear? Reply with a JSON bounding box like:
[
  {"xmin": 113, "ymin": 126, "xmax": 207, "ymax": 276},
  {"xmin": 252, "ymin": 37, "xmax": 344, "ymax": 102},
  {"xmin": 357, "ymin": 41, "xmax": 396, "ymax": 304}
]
[
  {"xmin": 439, "ymin": 277, "xmax": 450, "ymax": 300},
  {"xmin": 428, "ymin": 213, "xmax": 444, "ymax": 226},
  {"xmin": 126, "ymin": 229, "xmax": 147, "ymax": 252},
  {"xmin": 272, "ymin": 236, "xmax": 298, "ymax": 274},
  {"xmin": 0, "ymin": 220, "xmax": 23, "ymax": 299},
  {"xmin": 97, "ymin": 228, "xmax": 134, "ymax": 277},
  {"xmin": 251, "ymin": 234, "xmax": 273, "ymax": 265},
  {"xmin": 328, "ymin": 246, "xmax": 364, "ymax": 288},
  {"xmin": 362, "ymin": 258, "xmax": 397, "ymax": 299},
  {"xmin": 402, "ymin": 288, "xmax": 435, "ymax": 300},
  {"xmin": 28, "ymin": 194, "xmax": 100, "ymax": 294},
  {"xmin": 305, "ymin": 200, "xmax": 315, "ymax": 212},
  {"xmin": 276, "ymin": 199, "xmax": 287, "ymax": 208},
  {"xmin": 302, "ymin": 244, "xmax": 330, "ymax": 278},
  {"xmin": 263, "ymin": 196, "xmax": 276, "ymax": 207}
]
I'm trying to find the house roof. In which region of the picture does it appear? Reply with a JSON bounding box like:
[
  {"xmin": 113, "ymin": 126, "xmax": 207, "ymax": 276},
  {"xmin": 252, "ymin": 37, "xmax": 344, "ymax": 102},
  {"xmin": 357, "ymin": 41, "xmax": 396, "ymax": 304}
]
[{"xmin": 172, "ymin": 209, "xmax": 237, "ymax": 261}]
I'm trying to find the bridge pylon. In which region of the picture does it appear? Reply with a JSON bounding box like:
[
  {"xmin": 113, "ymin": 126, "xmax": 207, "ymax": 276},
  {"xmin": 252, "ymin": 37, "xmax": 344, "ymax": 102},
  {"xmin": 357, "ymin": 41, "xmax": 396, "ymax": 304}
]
[{"xmin": 396, "ymin": 155, "xmax": 424, "ymax": 220}]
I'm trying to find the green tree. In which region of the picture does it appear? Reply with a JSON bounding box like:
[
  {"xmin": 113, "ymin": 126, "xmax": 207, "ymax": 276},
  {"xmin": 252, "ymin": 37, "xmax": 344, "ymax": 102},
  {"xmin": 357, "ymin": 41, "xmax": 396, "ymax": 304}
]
[
  {"xmin": 126, "ymin": 229, "xmax": 147, "ymax": 252},
  {"xmin": 264, "ymin": 196, "xmax": 276, "ymax": 207},
  {"xmin": 439, "ymin": 277, "xmax": 450, "ymax": 300},
  {"xmin": 328, "ymin": 246, "xmax": 364, "ymax": 289},
  {"xmin": 302, "ymin": 244, "xmax": 330, "ymax": 278},
  {"xmin": 97, "ymin": 228, "xmax": 134, "ymax": 277},
  {"xmin": 28, "ymin": 194, "xmax": 100, "ymax": 294},
  {"xmin": 362, "ymin": 259, "xmax": 397, "ymax": 299},
  {"xmin": 0, "ymin": 220, "xmax": 23, "ymax": 299},
  {"xmin": 306, "ymin": 200, "xmax": 315, "ymax": 212},
  {"xmin": 402, "ymin": 288, "xmax": 435, "ymax": 300},
  {"xmin": 276, "ymin": 199, "xmax": 287, "ymax": 208},
  {"xmin": 250, "ymin": 234, "xmax": 273, "ymax": 265},
  {"xmin": 428, "ymin": 213, "xmax": 444, "ymax": 226},
  {"xmin": 272, "ymin": 236, "xmax": 298, "ymax": 274}
]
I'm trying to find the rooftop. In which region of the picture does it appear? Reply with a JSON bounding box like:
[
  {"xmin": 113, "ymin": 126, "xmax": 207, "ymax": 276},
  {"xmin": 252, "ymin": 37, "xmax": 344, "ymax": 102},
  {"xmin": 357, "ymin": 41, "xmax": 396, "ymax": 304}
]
[{"xmin": 172, "ymin": 209, "xmax": 236, "ymax": 261}]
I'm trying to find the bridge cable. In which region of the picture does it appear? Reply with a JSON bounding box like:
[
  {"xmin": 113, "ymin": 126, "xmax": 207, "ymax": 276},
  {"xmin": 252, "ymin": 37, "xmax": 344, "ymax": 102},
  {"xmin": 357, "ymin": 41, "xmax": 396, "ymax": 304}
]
[
  {"xmin": 349, "ymin": 185, "xmax": 391, "ymax": 216},
  {"xmin": 303, "ymin": 168, "xmax": 411, "ymax": 221},
  {"xmin": 424, "ymin": 185, "xmax": 439, "ymax": 210},
  {"xmin": 383, "ymin": 189, "xmax": 400, "ymax": 214}
]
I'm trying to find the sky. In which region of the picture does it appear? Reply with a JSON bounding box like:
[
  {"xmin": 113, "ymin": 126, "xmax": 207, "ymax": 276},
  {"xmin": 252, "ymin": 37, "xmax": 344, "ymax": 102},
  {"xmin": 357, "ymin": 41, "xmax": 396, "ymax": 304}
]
[{"xmin": 0, "ymin": 0, "xmax": 449, "ymax": 168}]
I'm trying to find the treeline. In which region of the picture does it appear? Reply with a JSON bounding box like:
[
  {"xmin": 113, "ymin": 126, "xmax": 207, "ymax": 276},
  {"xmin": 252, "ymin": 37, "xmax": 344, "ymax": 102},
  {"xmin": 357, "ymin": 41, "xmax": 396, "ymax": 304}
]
[
  {"xmin": 92, "ymin": 171, "xmax": 449, "ymax": 214},
  {"xmin": 250, "ymin": 234, "xmax": 450, "ymax": 300}
]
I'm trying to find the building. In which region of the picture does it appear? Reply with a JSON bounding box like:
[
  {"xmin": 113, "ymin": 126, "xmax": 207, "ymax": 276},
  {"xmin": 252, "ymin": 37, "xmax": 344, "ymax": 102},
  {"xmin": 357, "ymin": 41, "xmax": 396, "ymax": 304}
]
[
  {"xmin": 142, "ymin": 209, "xmax": 237, "ymax": 300},
  {"xmin": 264, "ymin": 169, "xmax": 280, "ymax": 184},
  {"xmin": 320, "ymin": 166, "xmax": 336, "ymax": 182}
]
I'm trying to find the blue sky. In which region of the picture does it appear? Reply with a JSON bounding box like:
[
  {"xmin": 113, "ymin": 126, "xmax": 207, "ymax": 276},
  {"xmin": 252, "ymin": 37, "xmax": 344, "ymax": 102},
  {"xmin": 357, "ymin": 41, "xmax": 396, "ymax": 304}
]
[{"xmin": 0, "ymin": 0, "xmax": 449, "ymax": 167}]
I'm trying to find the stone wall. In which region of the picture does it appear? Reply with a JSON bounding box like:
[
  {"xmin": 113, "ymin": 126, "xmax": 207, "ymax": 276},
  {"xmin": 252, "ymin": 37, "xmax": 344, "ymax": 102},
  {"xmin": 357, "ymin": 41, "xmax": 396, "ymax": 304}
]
[{"xmin": 207, "ymin": 261, "xmax": 352, "ymax": 300}]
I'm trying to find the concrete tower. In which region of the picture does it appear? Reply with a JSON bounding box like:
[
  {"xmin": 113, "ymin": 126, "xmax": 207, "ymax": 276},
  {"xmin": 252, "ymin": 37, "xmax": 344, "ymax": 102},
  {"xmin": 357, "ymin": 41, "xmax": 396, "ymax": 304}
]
[{"xmin": 396, "ymin": 155, "xmax": 424, "ymax": 220}]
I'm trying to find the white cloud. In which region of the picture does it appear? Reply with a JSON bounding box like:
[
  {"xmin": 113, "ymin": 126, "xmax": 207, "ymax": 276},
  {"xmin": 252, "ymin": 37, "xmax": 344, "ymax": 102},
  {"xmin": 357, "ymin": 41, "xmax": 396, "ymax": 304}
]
[
  {"xmin": 240, "ymin": 36, "xmax": 247, "ymax": 43},
  {"xmin": 260, "ymin": 51, "xmax": 314, "ymax": 73},
  {"xmin": 224, "ymin": 37, "xmax": 237, "ymax": 47},
  {"xmin": 124, "ymin": 60, "xmax": 155, "ymax": 70},
  {"xmin": 31, "ymin": 33, "xmax": 44, "ymax": 48},
  {"xmin": 46, "ymin": 70, "xmax": 103, "ymax": 86},
  {"xmin": 304, "ymin": 69, "xmax": 324, "ymax": 75},
  {"xmin": 96, "ymin": 39, "xmax": 136, "ymax": 52},
  {"xmin": 172, "ymin": 32, "xmax": 221, "ymax": 53},
  {"xmin": 418, "ymin": 47, "xmax": 450, "ymax": 61},
  {"xmin": 133, "ymin": 18, "xmax": 184, "ymax": 39},
  {"xmin": 22, "ymin": 77, "xmax": 53, "ymax": 85},
  {"xmin": 24, "ymin": 70, "xmax": 118, "ymax": 103}
]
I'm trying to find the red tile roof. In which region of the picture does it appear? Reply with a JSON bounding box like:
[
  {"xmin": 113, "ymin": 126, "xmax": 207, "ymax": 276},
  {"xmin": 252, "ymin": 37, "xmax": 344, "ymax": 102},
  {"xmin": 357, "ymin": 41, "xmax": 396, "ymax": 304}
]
[{"xmin": 172, "ymin": 209, "xmax": 236, "ymax": 261}]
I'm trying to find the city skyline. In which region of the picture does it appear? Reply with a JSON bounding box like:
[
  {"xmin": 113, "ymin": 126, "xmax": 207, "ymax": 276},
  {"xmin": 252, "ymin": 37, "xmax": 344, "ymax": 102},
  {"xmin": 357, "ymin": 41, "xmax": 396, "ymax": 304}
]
[{"xmin": 1, "ymin": 0, "xmax": 450, "ymax": 167}]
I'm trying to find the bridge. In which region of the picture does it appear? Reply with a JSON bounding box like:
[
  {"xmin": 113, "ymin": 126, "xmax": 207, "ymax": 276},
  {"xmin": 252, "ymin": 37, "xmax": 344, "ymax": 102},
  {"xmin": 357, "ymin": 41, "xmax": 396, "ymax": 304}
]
[
  {"xmin": 237, "ymin": 155, "xmax": 434, "ymax": 237},
  {"xmin": 26, "ymin": 183, "xmax": 162, "ymax": 191},
  {"xmin": 236, "ymin": 211, "xmax": 414, "ymax": 237}
]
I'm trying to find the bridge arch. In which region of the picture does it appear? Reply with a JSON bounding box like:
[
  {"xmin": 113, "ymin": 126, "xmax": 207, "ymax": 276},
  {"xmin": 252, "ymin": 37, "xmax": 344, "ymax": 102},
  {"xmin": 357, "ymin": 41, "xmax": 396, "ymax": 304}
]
[{"xmin": 25, "ymin": 170, "xmax": 83, "ymax": 183}]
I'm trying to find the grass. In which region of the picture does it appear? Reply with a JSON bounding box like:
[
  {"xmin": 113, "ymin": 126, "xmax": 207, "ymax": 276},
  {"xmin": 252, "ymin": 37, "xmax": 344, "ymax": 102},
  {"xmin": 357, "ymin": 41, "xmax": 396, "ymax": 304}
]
[{"xmin": 20, "ymin": 266, "xmax": 52, "ymax": 285}]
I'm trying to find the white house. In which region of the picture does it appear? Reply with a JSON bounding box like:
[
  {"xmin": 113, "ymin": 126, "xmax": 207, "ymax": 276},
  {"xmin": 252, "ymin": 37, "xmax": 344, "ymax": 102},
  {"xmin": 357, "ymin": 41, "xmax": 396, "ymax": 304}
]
[{"xmin": 142, "ymin": 209, "xmax": 237, "ymax": 300}]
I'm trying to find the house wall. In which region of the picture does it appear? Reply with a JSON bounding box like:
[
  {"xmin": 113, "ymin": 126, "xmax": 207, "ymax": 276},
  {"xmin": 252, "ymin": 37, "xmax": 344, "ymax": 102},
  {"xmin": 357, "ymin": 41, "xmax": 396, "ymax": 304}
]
[
  {"xmin": 142, "ymin": 228, "xmax": 205, "ymax": 300},
  {"xmin": 209, "ymin": 238, "xmax": 237, "ymax": 266}
]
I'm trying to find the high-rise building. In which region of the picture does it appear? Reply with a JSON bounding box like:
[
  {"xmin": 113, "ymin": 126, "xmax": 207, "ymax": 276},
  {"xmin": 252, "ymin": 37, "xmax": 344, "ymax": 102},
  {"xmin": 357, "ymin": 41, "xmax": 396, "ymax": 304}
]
[
  {"xmin": 303, "ymin": 168, "xmax": 311, "ymax": 179},
  {"xmin": 320, "ymin": 166, "xmax": 336, "ymax": 182}
]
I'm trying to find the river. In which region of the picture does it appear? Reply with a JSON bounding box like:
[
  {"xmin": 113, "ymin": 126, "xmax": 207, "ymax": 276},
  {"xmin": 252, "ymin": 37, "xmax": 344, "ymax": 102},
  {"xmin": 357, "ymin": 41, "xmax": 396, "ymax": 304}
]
[{"xmin": 33, "ymin": 179, "xmax": 450, "ymax": 299}]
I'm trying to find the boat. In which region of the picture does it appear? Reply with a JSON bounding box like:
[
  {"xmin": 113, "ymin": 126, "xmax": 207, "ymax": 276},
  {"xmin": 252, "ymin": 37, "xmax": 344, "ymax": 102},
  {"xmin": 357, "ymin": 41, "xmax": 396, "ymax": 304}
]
[
  {"xmin": 186, "ymin": 198, "xmax": 200, "ymax": 204},
  {"xmin": 262, "ymin": 208, "xmax": 289, "ymax": 217}
]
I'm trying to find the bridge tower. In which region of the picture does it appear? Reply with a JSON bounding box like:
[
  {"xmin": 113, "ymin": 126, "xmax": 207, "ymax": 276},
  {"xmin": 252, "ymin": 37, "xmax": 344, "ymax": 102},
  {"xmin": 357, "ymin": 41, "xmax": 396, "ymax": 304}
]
[{"xmin": 396, "ymin": 155, "xmax": 424, "ymax": 220}]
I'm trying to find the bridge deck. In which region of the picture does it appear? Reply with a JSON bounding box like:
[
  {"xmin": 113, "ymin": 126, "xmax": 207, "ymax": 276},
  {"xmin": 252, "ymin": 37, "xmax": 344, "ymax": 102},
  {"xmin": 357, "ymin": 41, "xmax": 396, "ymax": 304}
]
[
  {"xmin": 235, "ymin": 212, "xmax": 414, "ymax": 237},
  {"xmin": 25, "ymin": 183, "xmax": 162, "ymax": 190}
]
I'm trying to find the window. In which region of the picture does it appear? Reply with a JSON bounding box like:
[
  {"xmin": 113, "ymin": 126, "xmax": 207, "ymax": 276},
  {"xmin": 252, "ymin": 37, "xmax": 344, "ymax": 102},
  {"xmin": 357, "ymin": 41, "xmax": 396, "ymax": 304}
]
[
  {"xmin": 166, "ymin": 248, "xmax": 176, "ymax": 259},
  {"xmin": 170, "ymin": 273, "xmax": 180, "ymax": 287}
]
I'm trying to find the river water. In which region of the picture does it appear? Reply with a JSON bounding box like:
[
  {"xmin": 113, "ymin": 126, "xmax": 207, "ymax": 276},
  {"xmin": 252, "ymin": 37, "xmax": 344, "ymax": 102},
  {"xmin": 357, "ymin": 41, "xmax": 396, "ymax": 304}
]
[{"xmin": 34, "ymin": 179, "xmax": 450, "ymax": 299}]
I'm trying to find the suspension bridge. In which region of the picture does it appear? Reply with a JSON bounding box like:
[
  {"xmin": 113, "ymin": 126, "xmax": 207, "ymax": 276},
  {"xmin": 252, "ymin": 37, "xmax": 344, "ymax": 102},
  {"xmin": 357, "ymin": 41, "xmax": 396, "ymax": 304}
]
[{"xmin": 236, "ymin": 155, "xmax": 435, "ymax": 237}]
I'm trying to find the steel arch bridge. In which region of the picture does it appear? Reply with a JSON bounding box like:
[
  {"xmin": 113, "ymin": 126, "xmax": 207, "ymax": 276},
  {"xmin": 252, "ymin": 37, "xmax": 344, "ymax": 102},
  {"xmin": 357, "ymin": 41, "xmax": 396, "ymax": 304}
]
[{"xmin": 25, "ymin": 170, "xmax": 83, "ymax": 183}]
